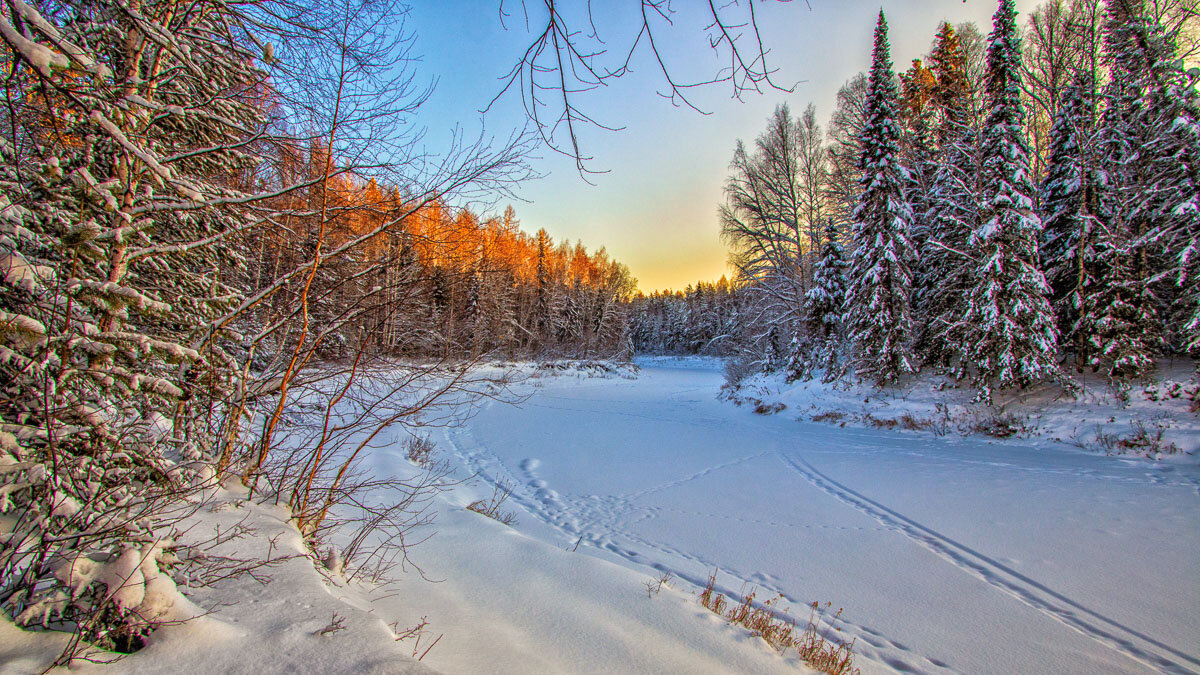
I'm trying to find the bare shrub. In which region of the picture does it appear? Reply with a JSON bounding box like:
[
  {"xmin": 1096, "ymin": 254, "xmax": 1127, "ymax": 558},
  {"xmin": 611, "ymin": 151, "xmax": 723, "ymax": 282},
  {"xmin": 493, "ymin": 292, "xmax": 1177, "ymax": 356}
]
[
  {"xmin": 315, "ymin": 612, "xmax": 347, "ymax": 636},
  {"xmin": 811, "ymin": 411, "xmax": 847, "ymax": 424},
  {"xmin": 392, "ymin": 615, "xmax": 442, "ymax": 661},
  {"xmin": 467, "ymin": 481, "xmax": 517, "ymax": 526},
  {"xmin": 1117, "ymin": 420, "xmax": 1180, "ymax": 455},
  {"xmin": 1089, "ymin": 419, "xmax": 1181, "ymax": 456},
  {"xmin": 754, "ymin": 401, "xmax": 787, "ymax": 415},
  {"xmin": 406, "ymin": 435, "xmax": 436, "ymax": 467},
  {"xmin": 724, "ymin": 357, "xmax": 758, "ymax": 388},
  {"xmin": 969, "ymin": 411, "xmax": 1028, "ymax": 438},
  {"xmin": 645, "ymin": 570, "xmax": 673, "ymax": 598},
  {"xmin": 897, "ymin": 413, "xmax": 932, "ymax": 431},
  {"xmin": 238, "ymin": 357, "xmax": 511, "ymax": 583}
]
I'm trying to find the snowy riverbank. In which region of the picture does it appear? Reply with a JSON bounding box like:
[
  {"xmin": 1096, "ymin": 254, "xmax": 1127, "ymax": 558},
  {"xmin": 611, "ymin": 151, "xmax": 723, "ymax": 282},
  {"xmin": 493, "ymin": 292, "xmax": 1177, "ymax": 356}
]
[
  {"xmin": 723, "ymin": 358, "xmax": 1200, "ymax": 462},
  {"xmin": 6, "ymin": 358, "xmax": 1197, "ymax": 674}
]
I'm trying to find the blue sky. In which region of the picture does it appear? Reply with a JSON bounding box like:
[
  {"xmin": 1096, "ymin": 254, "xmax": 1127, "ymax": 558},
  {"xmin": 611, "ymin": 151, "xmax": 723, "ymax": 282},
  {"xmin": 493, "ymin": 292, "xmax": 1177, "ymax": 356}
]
[{"xmin": 405, "ymin": 1, "xmax": 1038, "ymax": 292}]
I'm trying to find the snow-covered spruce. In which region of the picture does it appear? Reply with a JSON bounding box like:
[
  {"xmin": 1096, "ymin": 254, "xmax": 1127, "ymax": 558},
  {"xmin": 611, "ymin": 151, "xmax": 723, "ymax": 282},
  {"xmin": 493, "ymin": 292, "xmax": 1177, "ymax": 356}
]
[
  {"xmin": 801, "ymin": 219, "xmax": 849, "ymax": 379},
  {"xmin": 0, "ymin": 0, "xmax": 266, "ymax": 655},
  {"xmin": 1039, "ymin": 74, "xmax": 1101, "ymax": 367},
  {"xmin": 845, "ymin": 11, "xmax": 919, "ymax": 385},
  {"xmin": 960, "ymin": 0, "xmax": 1060, "ymax": 400}
]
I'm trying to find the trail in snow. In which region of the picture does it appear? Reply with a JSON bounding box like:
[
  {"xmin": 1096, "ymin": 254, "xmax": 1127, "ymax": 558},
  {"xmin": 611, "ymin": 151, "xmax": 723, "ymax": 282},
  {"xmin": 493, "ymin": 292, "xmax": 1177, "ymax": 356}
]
[
  {"xmin": 779, "ymin": 455, "xmax": 1197, "ymax": 674},
  {"xmin": 434, "ymin": 359, "xmax": 1200, "ymax": 674}
]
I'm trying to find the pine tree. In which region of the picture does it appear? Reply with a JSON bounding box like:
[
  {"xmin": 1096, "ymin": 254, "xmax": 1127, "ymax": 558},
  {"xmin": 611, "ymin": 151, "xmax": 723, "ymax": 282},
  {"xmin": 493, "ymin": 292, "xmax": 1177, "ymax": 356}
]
[
  {"xmin": 845, "ymin": 11, "xmax": 918, "ymax": 385},
  {"xmin": 963, "ymin": 0, "xmax": 1060, "ymax": 398}
]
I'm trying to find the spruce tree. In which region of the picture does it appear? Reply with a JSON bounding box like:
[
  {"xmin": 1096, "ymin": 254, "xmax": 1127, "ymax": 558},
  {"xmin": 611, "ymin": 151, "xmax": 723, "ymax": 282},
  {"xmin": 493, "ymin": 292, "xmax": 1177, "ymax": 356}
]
[
  {"xmin": 921, "ymin": 129, "xmax": 981, "ymax": 372},
  {"xmin": 1039, "ymin": 75, "xmax": 1101, "ymax": 365},
  {"xmin": 917, "ymin": 22, "xmax": 979, "ymax": 370},
  {"xmin": 845, "ymin": 11, "xmax": 918, "ymax": 385},
  {"xmin": 0, "ymin": 0, "xmax": 269, "ymax": 643},
  {"xmin": 804, "ymin": 219, "xmax": 850, "ymax": 378},
  {"xmin": 1134, "ymin": 8, "xmax": 1200, "ymax": 358},
  {"xmin": 963, "ymin": 0, "xmax": 1059, "ymax": 398},
  {"xmin": 1088, "ymin": 0, "xmax": 1168, "ymax": 376},
  {"xmin": 900, "ymin": 59, "xmax": 938, "ymax": 256}
]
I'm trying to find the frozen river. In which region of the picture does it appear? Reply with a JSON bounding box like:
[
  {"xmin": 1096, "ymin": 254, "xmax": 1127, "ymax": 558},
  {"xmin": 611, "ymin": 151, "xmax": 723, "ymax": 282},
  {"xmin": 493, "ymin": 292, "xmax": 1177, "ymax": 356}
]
[{"xmin": 432, "ymin": 358, "xmax": 1200, "ymax": 674}]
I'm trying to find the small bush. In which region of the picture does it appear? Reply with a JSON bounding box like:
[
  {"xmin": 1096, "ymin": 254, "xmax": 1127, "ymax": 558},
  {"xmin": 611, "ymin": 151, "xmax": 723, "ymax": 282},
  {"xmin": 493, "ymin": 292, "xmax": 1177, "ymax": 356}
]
[
  {"xmin": 1091, "ymin": 420, "xmax": 1181, "ymax": 456},
  {"xmin": 754, "ymin": 401, "xmax": 787, "ymax": 415},
  {"xmin": 405, "ymin": 435, "xmax": 435, "ymax": 467},
  {"xmin": 970, "ymin": 411, "xmax": 1027, "ymax": 438},
  {"xmin": 811, "ymin": 411, "xmax": 846, "ymax": 424},
  {"xmin": 467, "ymin": 481, "xmax": 517, "ymax": 526},
  {"xmin": 645, "ymin": 570, "xmax": 673, "ymax": 598},
  {"xmin": 724, "ymin": 357, "xmax": 758, "ymax": 388},
  {"xmin": 698, "ymin": 570, "xmax": 858, "ymax": 675}
]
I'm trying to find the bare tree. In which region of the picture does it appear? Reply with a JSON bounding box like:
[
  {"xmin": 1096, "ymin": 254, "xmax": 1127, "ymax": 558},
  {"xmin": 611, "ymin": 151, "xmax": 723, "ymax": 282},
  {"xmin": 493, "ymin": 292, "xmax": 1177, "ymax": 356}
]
[
  {"xmin": 826, "ymin": 74, "xmax": 869, "ymax": 228},
  {"xmin": 491, "ymin": 0, "xmax": 799, "ymax": 173},
  {"xmin": 721, "ymin": 104, "xmax": 820, "ymax": 368},
  {"xmin": 1022, "ymin": 0, "xmax": 1104, "ymax": 181}
]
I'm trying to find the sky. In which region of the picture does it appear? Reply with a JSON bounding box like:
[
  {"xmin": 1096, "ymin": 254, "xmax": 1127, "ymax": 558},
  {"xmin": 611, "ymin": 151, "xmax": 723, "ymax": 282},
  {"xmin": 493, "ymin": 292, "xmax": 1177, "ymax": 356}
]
[{"xmin": 405, "ymin": 1, "xmax": 1039, "ymax": 293}]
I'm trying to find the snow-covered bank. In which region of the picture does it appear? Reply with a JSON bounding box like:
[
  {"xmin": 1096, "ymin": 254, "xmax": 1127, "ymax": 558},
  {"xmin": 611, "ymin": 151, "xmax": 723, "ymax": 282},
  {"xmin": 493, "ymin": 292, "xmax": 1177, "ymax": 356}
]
[
  {"xmin": 2, "ymin": 486, "xmax": 435, "ymax": 675},
  {"xmin": 362, "ymin": 496, "xmax": 817, "ymax": 674},
  {"xmin": 7, "ymin": 358, "xmax": 1197, "ymax": 674},
  {"xmin": 725, "ymin": 360, "xmax": 1200, "ymax": 461}
]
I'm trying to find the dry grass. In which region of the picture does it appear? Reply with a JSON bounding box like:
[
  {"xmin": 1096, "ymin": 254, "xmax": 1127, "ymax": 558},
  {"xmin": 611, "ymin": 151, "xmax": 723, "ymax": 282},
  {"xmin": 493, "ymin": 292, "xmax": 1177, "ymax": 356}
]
[
  {"xmin": 863, "ymin": 413, "xmax": 899, "ymax": 430},
  {"xmin": 699, "ymin": 570, "xmax": 858, "ymax": 675},
  {"xmin": 466, "ymin": 481, "xmax": 517, "ymax": 526},
  {"xmin": 811, "ymin": 411, "xmax": 846, "ymax": 424},
  {"xmin": 754, "ymin": 401, "xmax": 787, "ymax": 415},
  {"xmin": 1091, "ymin": 419, "xmax": 1181, "ymax": 456},
  {"xmin": 861, "ymin": 412, "xmax": 934, "ymax": 432}
]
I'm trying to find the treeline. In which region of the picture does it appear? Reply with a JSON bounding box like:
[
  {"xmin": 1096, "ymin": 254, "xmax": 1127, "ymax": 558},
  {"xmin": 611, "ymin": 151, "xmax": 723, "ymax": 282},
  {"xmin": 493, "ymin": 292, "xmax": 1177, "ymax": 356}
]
[
  {"xmin": 251, "ymin": 160, "xmax": 635, "ymax": 361},
  {"xmin": 628, "ymin": 279, "xmax": 740, "ymax": 355},
  {"xmin": 696, "ymin": 0, "xmax": 1198, "ymax": 398}
]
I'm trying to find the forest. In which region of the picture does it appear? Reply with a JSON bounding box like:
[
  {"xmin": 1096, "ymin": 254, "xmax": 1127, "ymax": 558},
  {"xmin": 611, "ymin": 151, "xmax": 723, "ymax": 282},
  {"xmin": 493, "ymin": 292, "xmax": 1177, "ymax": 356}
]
[
  {"xmin": 630, "ymin": 0, "xmax": 1199, "ymax": 401},
  {"xmin": 0, "ymin": 0, "xmax": 1196, "ymax": 669},
  {"xmin": 0, "ymin": 0, "xmax": 637, "ymax": 658}
]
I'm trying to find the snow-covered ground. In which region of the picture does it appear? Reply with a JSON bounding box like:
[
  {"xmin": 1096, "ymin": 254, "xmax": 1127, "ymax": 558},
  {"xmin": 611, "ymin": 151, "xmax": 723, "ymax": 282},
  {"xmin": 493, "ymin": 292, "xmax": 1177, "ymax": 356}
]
[
  {"xmin": 724, "ymin": 358, "xmax": 1199, "ymax": 461},
  {"xmin": 6, "ymin": 358, "xmax": 1197, "ymax": 674},
  {"xmin": 374, "ymin": 357, "xmax": 1200, "ymax": 674}
]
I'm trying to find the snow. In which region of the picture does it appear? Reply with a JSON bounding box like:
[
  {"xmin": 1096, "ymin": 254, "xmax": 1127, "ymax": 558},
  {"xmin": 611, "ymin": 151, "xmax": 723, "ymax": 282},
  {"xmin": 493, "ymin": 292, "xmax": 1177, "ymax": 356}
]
[
  {"xmin": 4, "ymin": 358, "xmax": 1197, "ymax": 674},
  {"xmin": 2, "ymin": 487, "xmax": 436, "ymax": 674},
  {"xmin": 379, "ymin": 357, "xmax": 1198, "ymax": 674},
  {"xmin": 738, "ymin": 361, "xmax": 1200, "ymax": 460}
]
